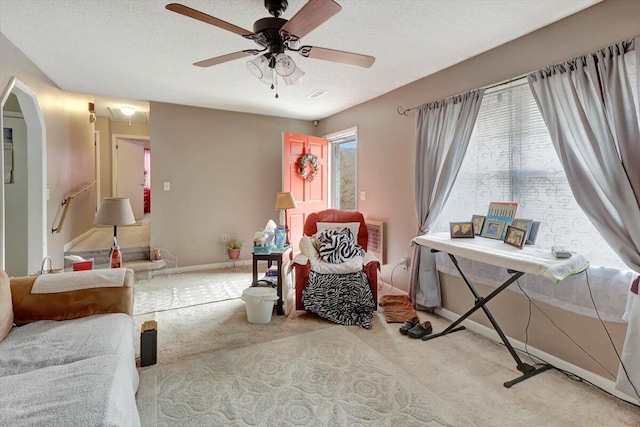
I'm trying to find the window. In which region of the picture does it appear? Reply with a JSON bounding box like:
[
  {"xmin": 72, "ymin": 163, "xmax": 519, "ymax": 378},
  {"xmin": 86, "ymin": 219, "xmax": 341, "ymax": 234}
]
[
  {"xmin": 328, "ymin": 128, "xmax": 357, "ymax": 210},
  {"xmin": 434, "ymin": 80, "xmax": 629, "ymax": 271}
]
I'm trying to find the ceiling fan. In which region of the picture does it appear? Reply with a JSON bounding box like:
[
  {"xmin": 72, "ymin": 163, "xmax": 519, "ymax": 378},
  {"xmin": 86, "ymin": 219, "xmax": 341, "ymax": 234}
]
[{"xmin": 166, "ymin": 0, "xmax": 375, "ymax": 97}]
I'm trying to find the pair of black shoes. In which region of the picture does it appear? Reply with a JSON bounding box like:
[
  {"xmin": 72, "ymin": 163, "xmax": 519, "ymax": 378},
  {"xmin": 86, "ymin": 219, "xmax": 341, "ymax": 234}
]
[{"xmin": 399, "ymin": 317, "xmax": 433, "ymax": 339}]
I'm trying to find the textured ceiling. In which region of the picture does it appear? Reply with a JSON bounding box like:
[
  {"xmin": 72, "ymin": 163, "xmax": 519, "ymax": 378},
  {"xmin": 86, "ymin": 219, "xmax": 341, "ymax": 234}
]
[{"xmin": 0, "ymin": 0, "xmax": 600, "ymax": 121}]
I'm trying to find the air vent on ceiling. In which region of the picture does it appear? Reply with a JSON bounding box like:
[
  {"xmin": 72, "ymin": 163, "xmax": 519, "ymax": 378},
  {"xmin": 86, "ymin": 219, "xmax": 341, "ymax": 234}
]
[
  {"xmin": 366, "ymin": 219, "xmax": 385, "ymax": 265},
  {"xmin": 307, "ymin": 89, "xmax": 328, "ymax": 99}
]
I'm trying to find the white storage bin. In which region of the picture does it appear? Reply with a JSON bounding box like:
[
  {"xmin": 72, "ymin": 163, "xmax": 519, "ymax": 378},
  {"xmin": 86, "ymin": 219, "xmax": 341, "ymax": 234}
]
[{"xmin": 241, "ymin": 287, "xmax": 278, "ymax": 324}]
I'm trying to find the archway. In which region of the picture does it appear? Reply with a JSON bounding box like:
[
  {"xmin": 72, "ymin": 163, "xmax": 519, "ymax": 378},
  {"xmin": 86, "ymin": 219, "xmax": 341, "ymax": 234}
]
[{"xmin": 0, "ymin": 77, "xmax": 47, "ymax": 274}]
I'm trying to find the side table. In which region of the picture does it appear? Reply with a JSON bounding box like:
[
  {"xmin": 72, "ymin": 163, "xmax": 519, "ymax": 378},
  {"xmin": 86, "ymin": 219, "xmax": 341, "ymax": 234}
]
[{"xmin": 252, "ymin": 246, "xmax": 292, "ymax": 315}]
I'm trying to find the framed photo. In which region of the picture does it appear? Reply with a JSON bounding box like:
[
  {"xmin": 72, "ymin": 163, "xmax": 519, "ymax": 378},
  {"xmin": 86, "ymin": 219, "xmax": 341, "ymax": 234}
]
[
  {"xmin": 504, "ymin": 225, "xmax": 527, "ymax": 249},
  {"xmin": 481, "ymin": 219, "xmax": 505, "ymax": 240},
  {"xmin": 471, "ymin": 215, "xmax": 485, "ymax": 235},
  {"xmin": 511, "ymin": 218, "xmax": 540, "ymax": 245},
  {"xmin": 449, "ymin": 221, "xmax": 475, "ymax": 238},
  {"xmin": 526, "ymin": 221, "xmax": 540, "ymax": 245},
  {"xmin": 512, "ymin": 218, "xmax": 532, "ymax": 238}
]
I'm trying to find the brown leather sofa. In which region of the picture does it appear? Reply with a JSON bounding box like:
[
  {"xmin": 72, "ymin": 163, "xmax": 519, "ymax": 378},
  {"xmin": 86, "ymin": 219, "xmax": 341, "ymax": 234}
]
[
  {"xmin": 293, "ymin": 209, "xmax": 380, "ymax": 310},
  {"xmin": 9, "ymin": 269, "xmax": 134, "ymax": 324}
]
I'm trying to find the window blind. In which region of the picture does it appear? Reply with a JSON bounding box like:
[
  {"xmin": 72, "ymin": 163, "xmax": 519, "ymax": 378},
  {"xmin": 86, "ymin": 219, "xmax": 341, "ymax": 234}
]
[{"xmin": 434, "ymin": 81, "xmax": 630, "ymax": 270}]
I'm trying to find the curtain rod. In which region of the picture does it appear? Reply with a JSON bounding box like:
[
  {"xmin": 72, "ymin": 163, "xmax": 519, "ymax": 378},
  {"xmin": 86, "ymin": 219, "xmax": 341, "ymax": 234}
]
[
  {"xmin": 397, "ymin": 75, "xmax": 528, "ymax": 116},
  {"xmin": 397, "ymin": 36, "xmax": 637, "ymax": 116}
]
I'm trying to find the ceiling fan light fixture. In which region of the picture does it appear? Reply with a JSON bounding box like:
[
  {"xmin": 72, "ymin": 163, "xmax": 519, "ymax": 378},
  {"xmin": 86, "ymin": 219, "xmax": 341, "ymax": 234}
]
[
  {"xmin": 246, "ymin": 55, "xmax": 275, "ymax": 85},
  {"xmin": 120, "ymin": 106, "xmax": 136, "ymax": 116},
  {"xmin": 167, "ymin": 0, "xmax": 376, "ymax": 98},
  {"xmin": 283, "ymin": 65, "xmax": 304, "ymax": 86},
  {"xmin": 274, "ymin": 53, "xmax": 296, "ymax": 77},
  {"xmin": 246, "ymin": 55, "xmax": 267, "ymax": 79},
  {"xmin": 260, "ymin": 65, "xmax": 274, "ymax": 85}
]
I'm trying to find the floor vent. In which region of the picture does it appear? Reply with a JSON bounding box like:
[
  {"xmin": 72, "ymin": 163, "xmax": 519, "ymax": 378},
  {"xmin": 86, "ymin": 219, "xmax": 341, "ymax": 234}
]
[{"xmin": 366, "ymin": 219, "xmax": 385, "ymax": 265}]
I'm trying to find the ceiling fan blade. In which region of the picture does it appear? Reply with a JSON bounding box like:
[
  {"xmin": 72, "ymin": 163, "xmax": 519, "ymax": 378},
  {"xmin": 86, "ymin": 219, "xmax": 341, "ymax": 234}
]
[
  {"xmin": 166, "ymin": 3, "xmax": 253, "ymax": 37},
  {"xmin": 194, "ymin": 51, "xmax": 256, "ymax": 68},
  {"xmin": 298, "ymin": 46, "xmax": 375, "ymax": 68},
  {"xmin": 280, "ymin": 0, "xmax": 341, "ymax": 39}
]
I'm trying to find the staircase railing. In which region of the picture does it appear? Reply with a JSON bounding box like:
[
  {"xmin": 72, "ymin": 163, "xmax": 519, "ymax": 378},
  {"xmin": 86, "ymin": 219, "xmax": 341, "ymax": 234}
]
[{"xmin": 52, "ymin": 180, "xmax": 96, "ymax": 233}]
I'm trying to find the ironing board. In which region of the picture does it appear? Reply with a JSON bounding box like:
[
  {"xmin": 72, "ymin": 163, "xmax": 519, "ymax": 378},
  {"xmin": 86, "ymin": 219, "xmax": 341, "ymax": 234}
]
[{"xmin": 412, "ymin": 232, "xmax": 589, "ymax": 388}]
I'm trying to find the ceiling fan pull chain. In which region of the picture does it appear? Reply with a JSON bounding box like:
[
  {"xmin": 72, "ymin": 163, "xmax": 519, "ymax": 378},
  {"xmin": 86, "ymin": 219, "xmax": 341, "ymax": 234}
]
[{"xmin": 274, "ymin": 73, "xmax": 279, "ymax": 98}]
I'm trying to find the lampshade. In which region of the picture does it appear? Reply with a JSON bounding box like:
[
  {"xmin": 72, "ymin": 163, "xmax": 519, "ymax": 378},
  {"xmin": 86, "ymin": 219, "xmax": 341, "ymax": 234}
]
[
  {"xmin": 95, "ymin": 198, "xmax": 136, "ymax": 226},
  {"xmin": 274, "ymin": 192, "xmax": 297, "ymax": 210}
]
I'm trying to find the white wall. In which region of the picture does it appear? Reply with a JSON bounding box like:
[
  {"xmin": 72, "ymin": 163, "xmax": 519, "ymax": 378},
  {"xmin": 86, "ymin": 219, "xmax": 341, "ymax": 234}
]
[
  {"xmin": 1, "ymin": 33, "xmax": 96, "ymax": 271},
  {"xmin": 150, "ymin": 102, "xmax": 315, "ymax": 267},
  {"xmin": 3, "ymin": 115, "xmax": 27, "ymax": 276}
]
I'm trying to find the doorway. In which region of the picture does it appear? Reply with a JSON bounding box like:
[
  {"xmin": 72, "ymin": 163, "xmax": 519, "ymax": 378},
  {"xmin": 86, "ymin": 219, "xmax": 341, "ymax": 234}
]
[
  {"xmin": 111, "ymin": 134, "xmax": 150, "ymax": 221},
  {"xmin": 0, "ymin": 77, "xmax": 47, "ymax": 275},
  {"xmin": 282, "ymin": 132, "xmax": 328, "ymax": 252}
]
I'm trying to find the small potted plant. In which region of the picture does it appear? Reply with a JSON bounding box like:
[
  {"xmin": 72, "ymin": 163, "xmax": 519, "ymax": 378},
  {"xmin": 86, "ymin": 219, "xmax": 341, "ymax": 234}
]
[{"xmin": 226, "ymin": 240, "xmax": 243, "ymax": 259}]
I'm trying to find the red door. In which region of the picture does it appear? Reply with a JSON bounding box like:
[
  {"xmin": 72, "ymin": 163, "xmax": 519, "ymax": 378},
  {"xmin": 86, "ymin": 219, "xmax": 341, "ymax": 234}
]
[{"xmin": 283, "ymin": 132, "xmax": 328, "ymax": 252}]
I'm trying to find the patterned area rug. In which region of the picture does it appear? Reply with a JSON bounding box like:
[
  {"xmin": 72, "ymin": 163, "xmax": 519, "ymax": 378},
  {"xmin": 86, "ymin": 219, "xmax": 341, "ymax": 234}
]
[
  {"xmin": 133, "ymin": 268, "xmax": 252, "ymax": 315},
  {"xmin": 151, "ymin": 326, "xmax": 473, "ymax": 426}
]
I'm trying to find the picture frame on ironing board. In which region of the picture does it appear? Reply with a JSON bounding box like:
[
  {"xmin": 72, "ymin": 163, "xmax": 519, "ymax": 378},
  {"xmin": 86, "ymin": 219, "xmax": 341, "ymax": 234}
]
[
  {"xmin": 450, "ymin": 221, "xmax": 475, "ymax": 238},
  {"xmin": 471, "ymin": 215, "xmax": 486, "ymax": 235},
  {"xmin": 504, "ymin": 225, "xmax": 527, "ymax": 249},
  {"xmin": 512, "ymin": 218, "xmax": 541, "ymax": 245},
  {"xmin": 481, "ymin": 219, "xmax": 506, "ymax": 240}
]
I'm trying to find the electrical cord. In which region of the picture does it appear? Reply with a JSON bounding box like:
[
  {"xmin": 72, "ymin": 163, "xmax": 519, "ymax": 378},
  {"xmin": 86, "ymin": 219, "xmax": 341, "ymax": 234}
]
[
  {"xmin": 389, "ymin": 262, "xmax": 404, "ymax": 289},
  {"xmin": 584, "ymin": 269, "xmax": 640, "ymax": 400},
  {"xmin": 510, "ymin": 343, "xmax": 640, "ymax": 409},
  {"xmin": 379, "ymin": 260, "xmax": 409, "ymax": 292},
  {"xmin": 513, "ymin": 277, "xmax": 640, "ymax": 407},
  {"xmin": 517, "ymin": 280, "xmax": 536, "ymax": 365},
  {"xmin": 515, "ymin": 279, "xmax": 615, "ymax": 377}
]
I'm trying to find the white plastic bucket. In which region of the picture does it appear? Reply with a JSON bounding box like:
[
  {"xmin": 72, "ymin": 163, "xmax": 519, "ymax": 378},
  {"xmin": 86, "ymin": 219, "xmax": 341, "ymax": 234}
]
[{"xmin": 241, "ymin": 287, "xmax": 278, "ymax": 324}]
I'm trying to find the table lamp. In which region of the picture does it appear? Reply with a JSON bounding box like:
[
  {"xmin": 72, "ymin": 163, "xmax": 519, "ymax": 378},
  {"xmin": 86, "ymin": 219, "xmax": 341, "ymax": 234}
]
[
  {"xmin": 95, "ymin": 197, "xmax": 136, "ymax": 267},
  {"xmin": 274, "ymin": 192, "xmax": 297, "ymax": 245}
]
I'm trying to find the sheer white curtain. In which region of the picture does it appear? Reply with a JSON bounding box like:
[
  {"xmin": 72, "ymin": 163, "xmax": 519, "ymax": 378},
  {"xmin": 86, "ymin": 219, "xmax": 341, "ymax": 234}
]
[
  {"xmin": 527, "ymin": 38, "xmax": 640, "ymax": 273},
  {"xmin": 528, "ymin": 37, "xmax": 639, "ymax": 402},
  {"xmin": 432, "ymin": 79, "xmax": 633, "ymax": 322},
  {"xmin": 410, "ymin": 90, "xmax": 484, "ymax": 309}
]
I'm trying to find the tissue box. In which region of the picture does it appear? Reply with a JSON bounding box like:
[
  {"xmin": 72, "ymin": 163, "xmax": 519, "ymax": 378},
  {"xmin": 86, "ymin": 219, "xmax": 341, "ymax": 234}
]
[
  {"xmin": 253, "ymin": 245, "xmax": 274, "ymax": 254},
  {"xmin": 73, "ymin": 259, "xmax": 93, "ymax": 271}
]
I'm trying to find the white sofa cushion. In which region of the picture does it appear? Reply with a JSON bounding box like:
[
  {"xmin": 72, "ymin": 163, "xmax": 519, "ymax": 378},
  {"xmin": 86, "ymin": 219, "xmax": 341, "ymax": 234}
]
[{"xmin": 0, "ymin": 313, "xmax": 140, "ymax": 426}]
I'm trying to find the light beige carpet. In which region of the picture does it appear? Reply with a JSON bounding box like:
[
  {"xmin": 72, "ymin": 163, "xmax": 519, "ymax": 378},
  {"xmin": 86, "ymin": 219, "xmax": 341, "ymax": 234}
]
[
  {"xmin": 134, "ymin": 286, "xmax": 640, "ymax": 426},
  {"xmin": 147, "ymin": 326, "xmax": 473, "ymax": 426}
]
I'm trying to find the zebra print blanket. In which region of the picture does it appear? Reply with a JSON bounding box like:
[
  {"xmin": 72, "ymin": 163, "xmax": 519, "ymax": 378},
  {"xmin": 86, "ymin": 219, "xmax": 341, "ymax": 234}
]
[{"xmin": 302, "ymin": 270, "xmax": 375, "ymax": 329}]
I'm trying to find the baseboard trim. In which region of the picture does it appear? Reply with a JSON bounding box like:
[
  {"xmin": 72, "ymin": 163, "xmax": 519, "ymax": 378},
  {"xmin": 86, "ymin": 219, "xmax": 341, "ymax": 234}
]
[
  {"xmin": 436, "ymin": 307, "xmax": 639, "ymax": 405},
  {"xmin": 63, "ymin": 228, "xmax": 96, "ymax": 252},
  {"xmin": 154, "ymin": 260, "xmax": 251, "ymax": 276}
]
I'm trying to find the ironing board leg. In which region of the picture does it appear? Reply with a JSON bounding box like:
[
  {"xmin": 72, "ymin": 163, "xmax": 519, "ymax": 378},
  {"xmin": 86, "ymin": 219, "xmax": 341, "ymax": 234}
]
[{"xmin": 423, "ymin": 252, "xmax": 551, "ymax": 388}]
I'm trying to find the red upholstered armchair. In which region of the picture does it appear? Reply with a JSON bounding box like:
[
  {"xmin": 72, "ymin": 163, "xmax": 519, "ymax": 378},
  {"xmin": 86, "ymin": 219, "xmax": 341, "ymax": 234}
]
[{"xmin": 293, "ymin": 209, "xmax": 380, "ymax": 310}]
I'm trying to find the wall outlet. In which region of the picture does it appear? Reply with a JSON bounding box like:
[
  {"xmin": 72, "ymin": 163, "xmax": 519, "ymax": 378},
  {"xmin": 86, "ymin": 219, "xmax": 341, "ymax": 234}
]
[
  {"xmin": 221, "ymin": 234, "xmax": 228, "ymax": 243},
  {"xmin": 401, "ymin": 257, "xmax": 409, "ymax": 270},
  {"xmin": 163, "ymin": 181, "xmax": 170, "ymax": 191}
]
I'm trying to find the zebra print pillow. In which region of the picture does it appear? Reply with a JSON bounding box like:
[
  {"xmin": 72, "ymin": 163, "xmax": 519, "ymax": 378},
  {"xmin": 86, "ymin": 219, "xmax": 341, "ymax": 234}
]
[{"xmin": 317, "ymin": 228, "xmax": 364, "ymax": 263}]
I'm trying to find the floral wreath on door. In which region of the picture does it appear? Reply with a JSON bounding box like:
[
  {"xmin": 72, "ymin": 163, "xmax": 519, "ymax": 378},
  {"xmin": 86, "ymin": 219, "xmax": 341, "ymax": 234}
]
[{"xmin": 297, "ymin": 153, "xmax": 320, "ymax": 181}]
